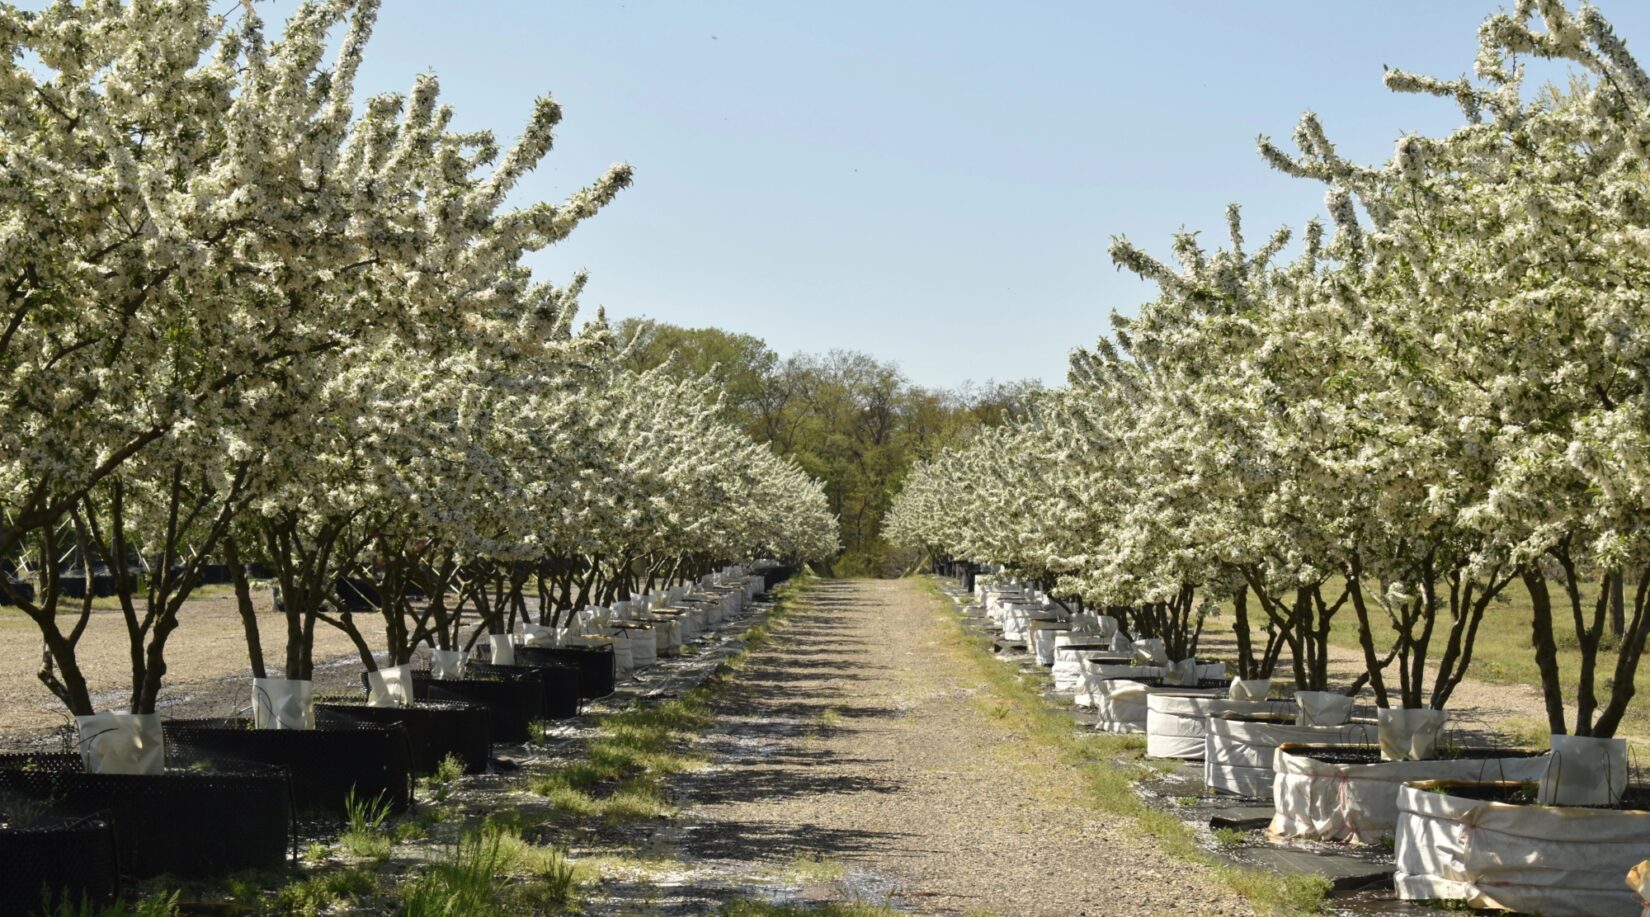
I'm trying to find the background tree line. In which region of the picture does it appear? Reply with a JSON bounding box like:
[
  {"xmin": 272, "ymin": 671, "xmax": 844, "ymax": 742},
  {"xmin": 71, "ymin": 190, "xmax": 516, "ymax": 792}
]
[{"xmin": 617, "ymin": 320, "xmax": 1035, "ymax": 575}]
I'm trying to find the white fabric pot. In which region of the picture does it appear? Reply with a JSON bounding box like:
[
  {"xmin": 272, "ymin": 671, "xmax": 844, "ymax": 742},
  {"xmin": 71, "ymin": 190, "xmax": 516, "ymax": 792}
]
[
  {"xmin": 1203, "ymin": 717, "xmax": 1375, "ymax": 797},
  {"xmin": 656, "ymin": 618, "xmax": 682, "ymax": 655},
  {"xmin": 1228, "ymin": 677, "xmax": 1271, "ymax": 701},
  {"xmin": 488, "ymin": 634, "xmax": 516, "ymax": 667},
  {"xmin": 1269, "ymin": 747, "xmax": 1551, "ymax": 844},
  {"xmin": 252, "ymin": 677, "xmax": 314, "ymax": 729},
  {"xmin": 430, "ymin": 649, "xmax": 466, "ymax": 681},
  {"xmin": 611, "ymin": 634, "xmax": 634, "ymax": 673},
  {"xmin": 627, "ymin": 627, "xmax": 658, "ymax": 667},
  {"xmin": 1540, "ymin": 734, "xmax": 1629, "ymax": 806},
  {"xmin": 1378, "ymin": 708, "xmax": 1448, "ymax": 760},
  {"xmin": 1000, "ymin": 605, "xmax": 1031, "ymax": 641},
  {"xmin": 76, "ymin": 712, "xmax": 164, "ymax": 775},
  {"xmin": 1394, "ymin": 781, "xmax": 1650, "ymax": 916},
  {"xmin": 1051, "ymin": 636, "xmax": 1106, "ymax": 691},
  {"xmin": 1091, "ymin": 678, "xmax": 1151, "ymax": 733},
  {"xmin": 1295, "ymin": 690, "xmax": 1355, "ymax": 726},
  {"xmin": 1145, "ymin": 691, "xmax": 1276, "ymax": 759},
  {"xmin": 366, "ymin": 663, "xmax": 414, "ymax": 708},
  {"xmin": 1030, "ymin": 624, "xmax": 1065, "ymax": 665},
  {"xmin": 1076, "ymin": 663, "xmax": 1159, "ymax": 706}
]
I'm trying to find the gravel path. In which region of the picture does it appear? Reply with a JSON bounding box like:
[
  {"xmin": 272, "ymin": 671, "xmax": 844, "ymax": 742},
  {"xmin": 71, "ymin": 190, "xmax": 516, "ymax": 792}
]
[{"xmin": 638, "ymin": 578, "xmax": 1252, "ymax": 916}]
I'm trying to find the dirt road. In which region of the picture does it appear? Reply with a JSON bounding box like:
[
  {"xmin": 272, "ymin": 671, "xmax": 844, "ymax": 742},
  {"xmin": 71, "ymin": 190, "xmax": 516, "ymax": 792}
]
[{"xmin": 599, "ymin": 578, "xmax": 1251, "ymax": 916}]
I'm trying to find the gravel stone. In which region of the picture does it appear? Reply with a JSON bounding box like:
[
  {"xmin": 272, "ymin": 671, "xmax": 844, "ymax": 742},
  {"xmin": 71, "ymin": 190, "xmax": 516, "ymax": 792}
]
[{"xmin": 651, "ymin": 578, "xmax": 1255, "ymax": 916}]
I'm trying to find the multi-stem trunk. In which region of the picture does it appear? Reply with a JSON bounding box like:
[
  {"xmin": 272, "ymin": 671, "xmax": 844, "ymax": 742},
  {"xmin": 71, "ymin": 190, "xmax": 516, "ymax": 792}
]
[
  {"xmin": 11, "ymin": 519, "xmax": 98, "ymax": 715},
  {"xmin": 1524, "ymin": 546, "xmax": 1650, "ymax": 738},
  {"xmin": 81, "ymin": 465, "xmax": 246, "ymax": 713}
]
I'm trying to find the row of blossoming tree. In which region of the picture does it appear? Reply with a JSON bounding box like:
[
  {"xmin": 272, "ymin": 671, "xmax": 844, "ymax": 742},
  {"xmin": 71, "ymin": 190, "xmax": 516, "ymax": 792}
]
[
  {"xmin": 0, "ymin": 0, "xmax": 838, "ymax": 725},
  {"xmin": 887, "ymin": 0, "xmax": 1650, "ymax": 745}
]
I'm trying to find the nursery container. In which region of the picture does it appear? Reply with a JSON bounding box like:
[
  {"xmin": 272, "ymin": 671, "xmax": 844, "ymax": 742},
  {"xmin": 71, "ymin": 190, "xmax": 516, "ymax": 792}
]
[
  {"xmin": 0, "ymin": 814, "xmax": 119, "ymax": 915},
  {"xmin": 616, "ymin": 623, "xmax": 658, "ymax": 667},
  {"xmin": 471, "ymin": 660, "xmax": 581, "ymax": 719},
  {"xmin": 1202, "ymin": 713, "xmax": 1376, "ymax": 798},
  {"xmin": 315, "ymin": 699, "xmax": 491, "ymax": 775},
  {"xmin": 0, "ymin": 752, "xmax": 291, "ymax": 879},
  {"xmin": 1269, "ymin": 744, "xmax": 1550, "ymax": 845},
  {"xmin": 413, "ymin": 669, "xmax": 544, "ymax": 744},
  {"xmin": 1050, "ymin": 642, "xmax": 1123, "ymax": 691},
  {"xmin": 1145, "ymin": 690, "xmax": 1286, "ymax": 759},
  {"xmin": 517, "ymin": 645, "xmax": 616, "ymax": 700},
  {"xmin": 1394, "ymin": 780, "xmax": 1650, "ymax": 916},
  {"xmin": 1089, "ymin": 676, "xmax": 1153, "ymax": 733},
  {"xmin": 163, "ymin": 717, "xmax": 413, "ymax": 816},
  {"xmin": 1027, "ymin": 621, "xmax": 1069, "ymax": 665}
]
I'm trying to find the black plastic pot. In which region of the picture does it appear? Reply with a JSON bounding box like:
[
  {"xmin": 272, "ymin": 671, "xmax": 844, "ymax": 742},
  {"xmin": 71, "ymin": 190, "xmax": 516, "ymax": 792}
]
[
  {"xmin": 57, "ymin": 568, "xmax": 117, "ymax": 600},
  {"xmin": 0, "ymin": 816, "xmax": 120, "ymax": 915},
  {"xmin": 760, "ymin": 565, "xmax": 796, "ymax": 592},
  {"xmin": 472, "ymin": 660, "xmax": 581, "ymax": 719},
  {"xmin": 0, "ymin": 578, "xmax": 35, "ymax": 606},
  {"xmin": 315, "ymin": 699, "xmax": 491, "ymax": 775},
  {"xmin": 0, "ymin": 753, "xmax": 292, "ymax": 879},
  {"xmin": 412, "ymin": 670, "xmax": 543, "ymax": 744},
  {"xmin": 516, "ymin": 645, "xmax": 615, "ymax": 700},
  {"xmin": 198, "ymin": 562, "xmax": 232, "ymax": 585},
  {"xmin": 163, "ymin": 718, "xmax": 413, "ymax": 817}
]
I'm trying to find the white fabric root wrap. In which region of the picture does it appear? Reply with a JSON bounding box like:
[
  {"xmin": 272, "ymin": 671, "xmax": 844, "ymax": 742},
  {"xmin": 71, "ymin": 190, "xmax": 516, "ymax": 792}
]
[
  {"xmin": 1540, "ymin": 734, "xmax": 1628, "ymax": 806},
  {"xmin": 430, "ymin": 649, "xmax": 466, "ymax": 681},
  {"xmin": 366, "ymin": 663, "xmax": 414, "ymax": 708},
  {"xmin": 76, "ymin": 711, "xmax": 164, "ymax": 775},
  {"xmin": 252, "ymin": 676, "xmax": 314, "ymax": 729},
  {"xmin": 1378, "ymin": 708, "xmax": 1448, "ymax": 761},
  {"xmin": 1295, "ymin": 690, "xmax": 1355, "ymax": 726}
]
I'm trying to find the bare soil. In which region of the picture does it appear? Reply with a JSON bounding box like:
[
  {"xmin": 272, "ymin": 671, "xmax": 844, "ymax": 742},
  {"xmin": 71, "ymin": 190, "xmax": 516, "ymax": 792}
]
[{"xmin": 0, "ymin": 587, "xmax": 378, "ymax": 745}]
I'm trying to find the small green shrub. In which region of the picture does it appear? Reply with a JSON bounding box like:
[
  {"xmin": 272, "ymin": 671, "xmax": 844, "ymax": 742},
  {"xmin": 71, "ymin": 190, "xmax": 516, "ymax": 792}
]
[
  {"xmin": 420, "ymin": 753, "xmax": 467, "ymax": 803},
  {"xmin": 402, "ymin": 826, "xmax": 508, "ymax": 916},
  {"xmin": 1212, "ymin": 826, "xmax": 1248, "ymax": 847},
  {"xmin": 340, "ymin": 788, "xmax": 393, "ymax": 860},
  {"xmin": 42, "ymin": 892, "xmax": 179, "ymax": 917},
  {"xmin": 272, "ymin": 869, "xmax": 378, "ymax": 915}
]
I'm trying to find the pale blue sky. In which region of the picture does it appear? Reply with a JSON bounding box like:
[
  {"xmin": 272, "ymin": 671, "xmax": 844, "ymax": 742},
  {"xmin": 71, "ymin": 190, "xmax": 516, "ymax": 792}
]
[{"xmin": 255, "ymin": 2, "xmax": 1650, "ymax": 387}]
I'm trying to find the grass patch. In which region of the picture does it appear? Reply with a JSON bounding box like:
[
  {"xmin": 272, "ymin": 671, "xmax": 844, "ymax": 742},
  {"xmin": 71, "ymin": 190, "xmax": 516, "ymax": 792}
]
[
  {"xmin": 816, "ymin": 706, "xmax": 843, "ymax": 729},
  {"xmin": 339, "ymin": 788, "xmax": 393, "ymax": 861},
  {"xmin": 788, "ymin": 852, "xmax": 847, "ymax": 883},
  {"xmin": 529, "ymin": 578, "xmax": 809, "ymax": 827},
  {"xmin": 272, "ymin": 869, "xmax": 379, "ymax": 916},
  {"xmin": 401, "ymin": 822, "xmax": 587, "ymax": 915},
  {"xmin": 922, "ymin": 577, "xmax": 1330, "ymax": 915},
  {"xmin": 40, "ymin": 893, "xmax": 181, "ymax": 917}
]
